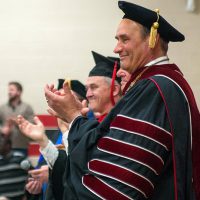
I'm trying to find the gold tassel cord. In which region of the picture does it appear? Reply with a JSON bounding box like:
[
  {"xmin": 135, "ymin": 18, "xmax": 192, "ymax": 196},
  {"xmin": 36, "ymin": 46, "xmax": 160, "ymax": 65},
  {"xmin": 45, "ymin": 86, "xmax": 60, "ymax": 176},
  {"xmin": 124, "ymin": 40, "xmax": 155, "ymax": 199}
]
[
  {"xmin": 149, "ymin": 9, "xmax": 160, "ymax": 49},
  {"xmin": 64, "ymin": 79, "xmax": 71, "ymax": 90}
]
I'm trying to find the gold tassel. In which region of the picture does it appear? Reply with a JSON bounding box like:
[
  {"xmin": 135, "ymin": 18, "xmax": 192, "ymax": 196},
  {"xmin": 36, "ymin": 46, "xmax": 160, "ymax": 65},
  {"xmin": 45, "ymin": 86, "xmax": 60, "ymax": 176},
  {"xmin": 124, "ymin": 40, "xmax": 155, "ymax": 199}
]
[
  {"xmin": 149, "ymin": 9, "xmax": 159, "ymax": 49},
  {"xmin": 64, "ymin": 79, "xmax": 71, "ymax": 90}
]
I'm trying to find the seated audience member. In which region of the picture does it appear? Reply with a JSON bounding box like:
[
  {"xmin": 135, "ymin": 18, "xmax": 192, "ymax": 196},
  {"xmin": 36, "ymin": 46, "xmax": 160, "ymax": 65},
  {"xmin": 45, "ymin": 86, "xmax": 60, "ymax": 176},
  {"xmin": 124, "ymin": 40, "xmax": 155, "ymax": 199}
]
[{"xmin": 0, "ymin": 132, "xmax": 28, "ymax": 200}]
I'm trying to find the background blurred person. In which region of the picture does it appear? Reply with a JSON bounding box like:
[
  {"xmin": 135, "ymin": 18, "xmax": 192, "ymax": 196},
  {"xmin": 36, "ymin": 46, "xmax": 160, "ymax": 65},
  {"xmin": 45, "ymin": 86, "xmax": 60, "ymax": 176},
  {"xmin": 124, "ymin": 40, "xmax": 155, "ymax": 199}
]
[
  {"xmin": 0, "ymin": 132, "xmax": 28, "ymax": 200},
  {"xmin": 0, "ymin": 81, "xmax": 34, "ymax": 156}
]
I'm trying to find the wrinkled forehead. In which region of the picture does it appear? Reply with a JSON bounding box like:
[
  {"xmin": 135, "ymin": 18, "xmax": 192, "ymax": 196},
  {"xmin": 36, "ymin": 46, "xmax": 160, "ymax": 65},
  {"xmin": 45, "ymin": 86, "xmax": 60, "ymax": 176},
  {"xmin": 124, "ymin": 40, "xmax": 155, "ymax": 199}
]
[
  {"xmin": 115, "ymin": 19, "xmax": 143, "ymax": 39},
  {"xmin": 86, "ymin": 76, "xmax": 109, "ymax": 86}
]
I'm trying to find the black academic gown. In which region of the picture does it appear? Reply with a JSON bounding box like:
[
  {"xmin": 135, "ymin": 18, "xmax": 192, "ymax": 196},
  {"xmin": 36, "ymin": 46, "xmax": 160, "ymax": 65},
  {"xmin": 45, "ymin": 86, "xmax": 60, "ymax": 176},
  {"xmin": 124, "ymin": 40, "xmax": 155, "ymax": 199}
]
[
  {"xmin": 50, "ymin": 117, "xmax": 107, "ymax": 200},
  {"xmin": 61, "ymin": 64, "xmax": 199, "ymax": 200},
  {"xmin": 47, "ymin": 150, "xmax": 67, "ymax": 200}
]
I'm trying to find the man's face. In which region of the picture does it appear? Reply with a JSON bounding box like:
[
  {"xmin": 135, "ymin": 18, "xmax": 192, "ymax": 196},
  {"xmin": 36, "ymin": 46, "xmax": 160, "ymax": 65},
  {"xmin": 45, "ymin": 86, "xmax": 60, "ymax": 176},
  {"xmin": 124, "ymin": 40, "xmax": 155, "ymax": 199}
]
[
  {"xmin": 114, "ymin": 19, "xmax": 150, "ymax": 73},
  {"xmin": 117, "ymin": 68, "xmax": 131, "ymax": 91},
  {"xmin": 86, "ymin": 76, "xmax": 111, "ymax": 114},
  {"xmin": 8, "ymin": 84, "xmax": 21, "ymax": 101}
]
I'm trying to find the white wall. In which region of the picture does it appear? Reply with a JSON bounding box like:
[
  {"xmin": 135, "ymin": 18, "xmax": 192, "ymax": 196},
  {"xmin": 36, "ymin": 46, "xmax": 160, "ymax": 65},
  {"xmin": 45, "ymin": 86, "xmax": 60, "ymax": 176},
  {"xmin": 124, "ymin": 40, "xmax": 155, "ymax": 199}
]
[{"xmin": 0, "ymin": 0, "xmax": 199, "ymax": 113}]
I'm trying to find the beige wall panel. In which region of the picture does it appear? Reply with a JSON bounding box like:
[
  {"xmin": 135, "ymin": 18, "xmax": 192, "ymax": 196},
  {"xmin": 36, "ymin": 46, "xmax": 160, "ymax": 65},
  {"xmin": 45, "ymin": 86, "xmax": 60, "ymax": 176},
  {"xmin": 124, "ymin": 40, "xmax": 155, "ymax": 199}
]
[{"xmin": 0, "ymin": 0, "xmax": 199, "ymax": 113}]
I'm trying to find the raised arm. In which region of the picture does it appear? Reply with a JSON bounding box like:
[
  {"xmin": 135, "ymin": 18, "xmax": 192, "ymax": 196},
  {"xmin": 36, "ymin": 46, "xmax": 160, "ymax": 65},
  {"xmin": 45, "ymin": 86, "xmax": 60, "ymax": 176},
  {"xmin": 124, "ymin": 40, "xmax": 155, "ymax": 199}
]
[{"xmin": 17, "ymin": 115, "xmax": 48, "ymax": 148}]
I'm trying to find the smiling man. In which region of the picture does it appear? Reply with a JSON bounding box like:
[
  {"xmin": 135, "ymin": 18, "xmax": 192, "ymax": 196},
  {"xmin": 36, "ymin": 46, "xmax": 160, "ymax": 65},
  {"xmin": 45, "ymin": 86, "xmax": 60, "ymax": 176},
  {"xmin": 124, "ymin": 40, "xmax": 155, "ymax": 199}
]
[{"xmin": 86, "ymin": 51, "xmax": 121, "ymax": 121}]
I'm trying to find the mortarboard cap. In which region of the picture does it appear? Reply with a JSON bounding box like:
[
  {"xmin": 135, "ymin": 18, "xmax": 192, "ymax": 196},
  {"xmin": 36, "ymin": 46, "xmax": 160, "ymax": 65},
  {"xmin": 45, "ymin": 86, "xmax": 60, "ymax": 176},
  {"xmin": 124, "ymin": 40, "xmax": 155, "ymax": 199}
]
[
  {"xmin": 89, "ymin": 51, "xmax": 121, "ymax": 84},
  {"xmin": 57, "ymin": 79, "xmax": 86, "ymax": 99},
  {"xmin": 107, "ymin": 56, "xmax": 120, "ymax": 69},
  {"xmin": 90, "ymin": 51, "xmax": 121, "ymax": 106},
  {"xmin": 57, "ymin": 79, "xmax": 65, "ymax": 90},
  {"xmin": 118, "ymin": 1, "xmax": 185, "ymax": 42},
  {"xmin": 107, "ymin": 56, "xmax": 120, "ymax": 63}
]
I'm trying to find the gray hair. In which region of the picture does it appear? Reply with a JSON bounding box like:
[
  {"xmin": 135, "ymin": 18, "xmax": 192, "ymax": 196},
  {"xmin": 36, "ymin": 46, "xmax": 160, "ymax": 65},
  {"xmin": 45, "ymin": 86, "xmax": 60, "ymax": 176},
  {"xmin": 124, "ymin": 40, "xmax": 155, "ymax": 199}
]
[{"xmin": 104, "ymin": 77, "xmax": 120, "ymax": 87}]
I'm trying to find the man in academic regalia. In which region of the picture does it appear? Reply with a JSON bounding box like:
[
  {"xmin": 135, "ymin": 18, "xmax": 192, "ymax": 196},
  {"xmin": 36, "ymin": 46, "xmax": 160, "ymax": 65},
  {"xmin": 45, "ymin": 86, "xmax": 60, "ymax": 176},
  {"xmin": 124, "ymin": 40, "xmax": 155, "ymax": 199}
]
[
  {"xmin": 49, "ymin": 52, "xmax": 122, "ymax": 199},
  {"xmin": 49, "ymin": 56, "xmax": 121, "ymax": 199},
  {"xmin": 18, "ymin": 52, "xmax": 122, "ymax": 200},
  {"xmin": 19, "ymin": 1, "xmax": 200, "ymax": 199},
  {"xmin": 86, "ymin": 51, "xmax": 121, "ymax": 122}
]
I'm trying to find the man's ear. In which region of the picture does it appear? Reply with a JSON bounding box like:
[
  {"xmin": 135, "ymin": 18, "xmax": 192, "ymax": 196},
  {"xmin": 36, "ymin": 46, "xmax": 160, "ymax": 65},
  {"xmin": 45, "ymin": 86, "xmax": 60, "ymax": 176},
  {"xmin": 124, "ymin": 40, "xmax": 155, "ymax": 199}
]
[
  {"xmin": 112, "ymin": 84, "xmax": 121, "ymax": 97},
  {"xmin": 154, "ymin": 33, "xmax": 160, "ymax": 47}
]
